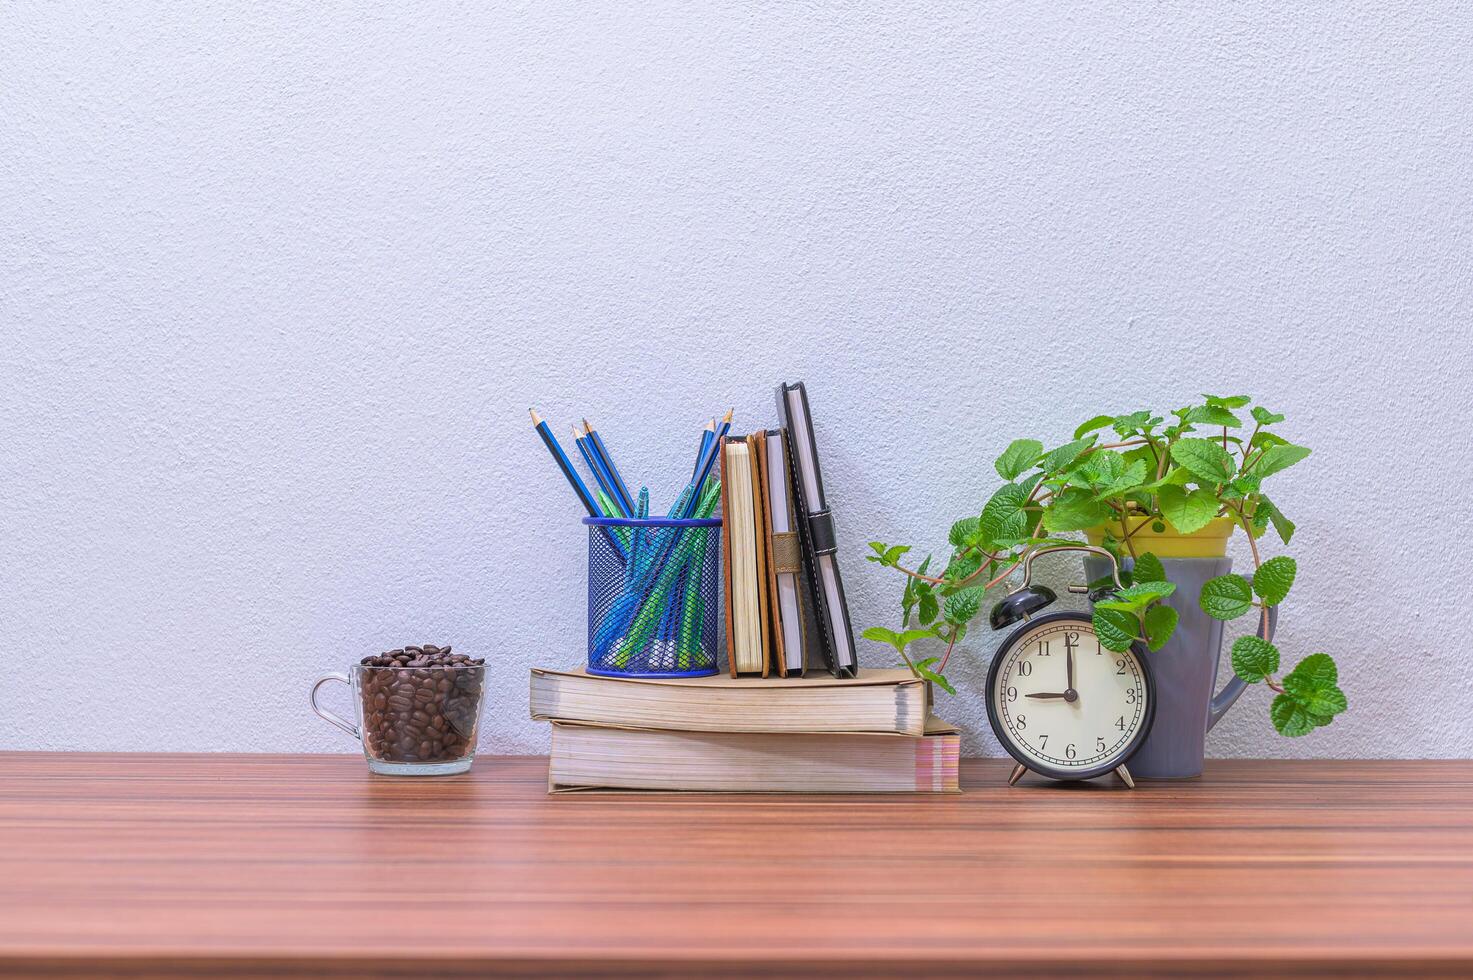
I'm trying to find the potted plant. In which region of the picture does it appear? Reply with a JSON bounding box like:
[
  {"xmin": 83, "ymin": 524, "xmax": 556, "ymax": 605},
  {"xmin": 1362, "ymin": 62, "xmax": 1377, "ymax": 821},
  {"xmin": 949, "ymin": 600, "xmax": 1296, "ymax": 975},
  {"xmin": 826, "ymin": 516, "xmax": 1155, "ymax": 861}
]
[{"xmin": 862, "ymin": 394, "xmax": 1346, "ymax": 778}]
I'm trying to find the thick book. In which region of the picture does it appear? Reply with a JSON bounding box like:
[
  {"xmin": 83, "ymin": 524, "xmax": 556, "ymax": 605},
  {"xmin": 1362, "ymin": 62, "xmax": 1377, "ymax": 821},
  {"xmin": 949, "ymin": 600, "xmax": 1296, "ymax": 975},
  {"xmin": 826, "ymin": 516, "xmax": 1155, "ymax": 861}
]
[
  {"xmin": 776, "ymin": 381, "xmax": 857, "ymax": 678},
  {"xmin": 718, "ymin": 436, "xmax": 769, "ymax": 675},
  {"xmin": 529, "ymin": 666, "xmax": 929, "ymax": 735},
  {"xmin": 548, "ymin": 718, "xmax": 960, "ymax": 793}
]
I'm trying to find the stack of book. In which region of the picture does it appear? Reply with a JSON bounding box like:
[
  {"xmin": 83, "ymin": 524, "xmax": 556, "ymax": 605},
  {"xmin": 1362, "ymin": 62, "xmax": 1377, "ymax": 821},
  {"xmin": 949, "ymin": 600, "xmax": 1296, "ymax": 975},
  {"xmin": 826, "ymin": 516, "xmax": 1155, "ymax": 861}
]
[
  {"xmin": 531, "ymin": 668, "xmax": 960, "ymax": 793},
  {"xmin": 532, "ymin": 381, "xmax": 959, "ymax": 793}
]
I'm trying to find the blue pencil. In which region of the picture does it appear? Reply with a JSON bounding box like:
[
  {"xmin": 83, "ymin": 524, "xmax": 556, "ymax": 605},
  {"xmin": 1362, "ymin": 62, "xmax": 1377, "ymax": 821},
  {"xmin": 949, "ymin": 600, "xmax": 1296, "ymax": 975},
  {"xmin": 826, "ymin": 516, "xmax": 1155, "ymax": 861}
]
[
  {"xmin": 572, "ymin": 424, "xmax": 628, "ymax": 517},
  {"xmin": 691, "ymin": 418, "xmax": 716, "ymax": 481},
  {"xmin": 583, "ymin": 418, "xmax": 636, "ymax": 518},
  {"xmin": 530, "ymin": 408, "xmax": 626, "ymax": 559},
  {"xmin": 681, "ymin": 408, "xmax": 732, "ymax": 517}
]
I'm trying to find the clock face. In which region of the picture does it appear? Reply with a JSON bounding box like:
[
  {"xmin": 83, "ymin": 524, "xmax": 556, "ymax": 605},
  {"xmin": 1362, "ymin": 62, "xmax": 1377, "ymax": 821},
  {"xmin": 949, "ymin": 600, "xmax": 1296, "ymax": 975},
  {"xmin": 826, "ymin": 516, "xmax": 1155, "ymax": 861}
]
[{"xmin": 987, "ymin": 613, "xmax": 1153, "ymax": 780}]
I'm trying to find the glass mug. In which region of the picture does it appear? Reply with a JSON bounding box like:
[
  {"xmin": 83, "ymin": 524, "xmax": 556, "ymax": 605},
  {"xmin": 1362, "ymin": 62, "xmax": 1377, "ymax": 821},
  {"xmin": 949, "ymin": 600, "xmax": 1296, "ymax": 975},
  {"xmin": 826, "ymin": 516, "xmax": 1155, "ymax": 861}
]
[{"xmin": 311, "ymin": 663, "xmax": 485, "ymax": 775}]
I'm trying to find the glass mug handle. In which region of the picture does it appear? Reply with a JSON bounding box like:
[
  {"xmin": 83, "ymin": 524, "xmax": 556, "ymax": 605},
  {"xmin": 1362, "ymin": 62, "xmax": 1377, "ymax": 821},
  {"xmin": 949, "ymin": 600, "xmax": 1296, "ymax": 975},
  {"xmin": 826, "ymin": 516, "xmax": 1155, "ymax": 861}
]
[{"xmin": 310, "ymin": 673, "xmax": 360, "ymax": 740}]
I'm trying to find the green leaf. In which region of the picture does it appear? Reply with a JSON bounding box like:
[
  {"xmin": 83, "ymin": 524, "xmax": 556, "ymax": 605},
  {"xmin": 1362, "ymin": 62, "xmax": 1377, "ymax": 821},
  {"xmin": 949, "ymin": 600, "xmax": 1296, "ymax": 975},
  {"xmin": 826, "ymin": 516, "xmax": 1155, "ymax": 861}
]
[
  {"xmin": 1251, "ymin": 406, "xmax": 1285, "ymax": 425},
  {"xmin": 1158, "ymin": 485, "xmax": 1222, "ymax": 534},
  {"xmin": 1110, "ymin": 411, "xmax": 1158, "ymax": 436},
  {"xmin": 943, "ymin": 586, "xmax": 986, "ymax": 626},
  {"xmin": 896, "ymin": 628, "xmax": 940, "ymax": 647},
  {"xmin": 1170, "ymin": 438, "xmax": 1237, "ymax": 484},
  {"xmin": 1285, "ymin": 652, "xmax": 1338, "ymax": 690},
  {"xmin": 1093, "ymin": 607, "xmax": 1138, "ymax": 652},
  {"xmin": 1139, "ymin": 467, "xmax": 1193, "ymax": 492},
  {"xmin": 1252, "ymin": 556, "xmax": 1297, "ymax": 606},
  {"xmin": 913, "ymin": 657, "xmax": 957, "ymax": 696},
  {"xmin": 918, "ymin": 591, "xmax": 939, "ymax": 626},
  {"xmin": 1270, "ymin": 694, "xmax": 1319, "ymax": 737},
  {"xmin": 1251, "ymin": 444, "xmax": 1311, "ymax": 478},
  {"xmin": 861, "ymin": 626, "xmax": 900, "ymax": 646},
  {"xmin": 1096, "ymin": 581, "xmax": 1177, "ymax": 614},
  {"xmin": 1143, "ymin": 604, "xmax": 1178, "ymax": 651},
  {"xmin": 1073, "ymin": 415, "xmax": 1116, "ymax": 441},
  {"xmin": 1256, "ymin": 496, "xmax": 1296, "ymax": 544},
  {"xmin": 883, "ymin": 545, "xmax": 910, "ymax": 566},
  {"xmin": 1231, "ymin": 635, "xmax": 1280, "ymax": 683},
  {"xmin": 1131, "ymin": 553, "xmax": 1167, "ymax": 583},
  {"xmin": 980, "ymin": 483, "xmax": 1030, "ymax": 545},
  {"xmin": 1077, "ymin": 449, "xmax": 1124, "ymax": 487},
  {"xmin": 1199, "ymin": 573, "xmax": 1254, "ymax": 620},
  {"xmin": 1202, "ymin": 393, "xmax": 1252, "ymax": 409},
  {"xmin": 1077, "ymin": 449, "xmax": 1148, "ymax": 499},
  {"xmin": 1284, "ymin": 679, "xmax": 1347, "ymax": 719},
  {"xmin": 948, "ymin": 517, "xmax": 979, "ymax": 549},
  {"xmin": 1220, "ymin": 474, "xmax": 1262, "ymax": 501},
  {"xmin": 1042, "ymin": 487, "xmax": 1111, "ymax": 533},
  {"xmin": 995, "ymin": 439, "xmax": 1044, "ymax": 481},
  {"xmin": 1041, "ymin": 438, "xmax": 1095, "ymax": 474},
  {"xmin": 1186, "ymin": 405, "xmax": 1242, "ymax": 428},
  {"xmin": 943, "ymin": 551, "xmax": 983, "ymax": 585},
  {"xmin": 1121, "ymin": 580, "xmax": 1176, "ymax": 603}
]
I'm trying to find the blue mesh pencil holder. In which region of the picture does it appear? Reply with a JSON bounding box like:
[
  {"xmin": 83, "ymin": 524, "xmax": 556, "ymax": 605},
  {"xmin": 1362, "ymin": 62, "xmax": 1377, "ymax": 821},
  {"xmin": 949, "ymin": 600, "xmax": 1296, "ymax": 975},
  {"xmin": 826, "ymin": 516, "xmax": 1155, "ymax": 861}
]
[{"xmin": 584, "ymin": 516, "xmax": 723, "ymax": 678}]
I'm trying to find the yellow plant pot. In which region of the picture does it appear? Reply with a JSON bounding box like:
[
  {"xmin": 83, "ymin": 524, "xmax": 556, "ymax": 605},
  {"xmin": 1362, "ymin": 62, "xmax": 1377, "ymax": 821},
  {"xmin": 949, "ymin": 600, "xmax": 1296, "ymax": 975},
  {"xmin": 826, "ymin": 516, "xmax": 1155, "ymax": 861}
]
[{"xmin": 1084, "ymin": 514, "xmax": 1241, "ymax": 558}]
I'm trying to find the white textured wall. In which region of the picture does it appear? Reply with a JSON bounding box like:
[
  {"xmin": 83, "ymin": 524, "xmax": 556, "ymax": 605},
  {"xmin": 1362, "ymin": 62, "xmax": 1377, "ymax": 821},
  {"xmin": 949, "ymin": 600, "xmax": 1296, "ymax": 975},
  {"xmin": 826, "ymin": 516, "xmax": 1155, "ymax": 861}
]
[{"xmin": 4, "ymin": 2, "xmax": 1471, "ymax": 758}]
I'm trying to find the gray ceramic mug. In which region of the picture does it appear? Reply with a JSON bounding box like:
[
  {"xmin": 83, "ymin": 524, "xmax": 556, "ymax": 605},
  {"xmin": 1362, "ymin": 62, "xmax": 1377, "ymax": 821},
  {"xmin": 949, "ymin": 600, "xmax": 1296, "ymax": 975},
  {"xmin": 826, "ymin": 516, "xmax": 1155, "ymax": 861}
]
[{"xmin": 1085, "ymin": 555, "xmax": 1276, "ymax": 779}]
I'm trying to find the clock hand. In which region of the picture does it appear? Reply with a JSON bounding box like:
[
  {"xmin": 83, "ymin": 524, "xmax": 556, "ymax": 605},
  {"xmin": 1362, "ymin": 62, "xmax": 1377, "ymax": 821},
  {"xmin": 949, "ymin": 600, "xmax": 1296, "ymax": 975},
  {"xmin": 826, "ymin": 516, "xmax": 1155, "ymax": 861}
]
[
  {"xmin": 1026, "ymin": 692, "xmax": 1069, "ymax": 700},
  {"xmin": 1066, "ymin": 645, "xmax": 1075, "ymax": 695}
]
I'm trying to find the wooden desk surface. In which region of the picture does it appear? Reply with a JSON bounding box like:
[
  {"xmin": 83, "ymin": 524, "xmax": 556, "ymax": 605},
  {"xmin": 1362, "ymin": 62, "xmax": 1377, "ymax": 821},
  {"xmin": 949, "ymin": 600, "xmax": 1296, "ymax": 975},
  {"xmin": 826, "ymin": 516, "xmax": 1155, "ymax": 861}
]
[{"xmin": 0, "ymin": 754, "xmax": 1469, "ymax": 978}]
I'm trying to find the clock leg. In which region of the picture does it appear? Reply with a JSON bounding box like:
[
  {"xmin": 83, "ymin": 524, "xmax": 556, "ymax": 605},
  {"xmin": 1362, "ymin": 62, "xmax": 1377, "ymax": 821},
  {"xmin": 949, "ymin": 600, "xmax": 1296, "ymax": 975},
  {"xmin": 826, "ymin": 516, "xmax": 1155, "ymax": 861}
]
[
  {"xmin": 1008, "ymin": 764, "xmax": 1027, "ymax": 786},
  {"xmin": 1115, "ymin": 764, "xmax": 1135, "ymax": 789}
]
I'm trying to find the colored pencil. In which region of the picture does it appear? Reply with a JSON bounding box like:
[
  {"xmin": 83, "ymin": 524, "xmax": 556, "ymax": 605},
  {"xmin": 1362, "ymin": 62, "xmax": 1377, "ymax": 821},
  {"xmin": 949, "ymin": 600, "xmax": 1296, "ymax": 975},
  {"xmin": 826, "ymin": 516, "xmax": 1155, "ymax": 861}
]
[
  {"xmin": 530, "ymin": 408, "xmax": 626, "ymax": 559},
  {"xmin": 682, "ymin": 408, "xmax": 732, "ymax": 517},
  {"xmin": 530, "ymin": 409, "xmax": 601, "ymax": 518},
  {"xmin": 691, "ymin": 418, "xmax": 716, "ymax": 481},
  {"xmin": 583, "ymin": 418, "xmax": 636, "ymax": 518},
  {"xmin": 574, "ymin": 424, "xmax": 628, "ymax": 517}
]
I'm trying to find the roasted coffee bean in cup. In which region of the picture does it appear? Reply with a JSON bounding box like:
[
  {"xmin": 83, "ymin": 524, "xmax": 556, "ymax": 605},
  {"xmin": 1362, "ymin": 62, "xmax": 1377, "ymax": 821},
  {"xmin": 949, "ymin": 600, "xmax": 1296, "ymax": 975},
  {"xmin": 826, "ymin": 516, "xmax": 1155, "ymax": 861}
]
[
  {"xmin": 310, "ymin": 644, "xmax": 487, "ymax": 775},
  {"xmin": 357, "ymin": 646, "xmax": 485, "ymax": 767}
]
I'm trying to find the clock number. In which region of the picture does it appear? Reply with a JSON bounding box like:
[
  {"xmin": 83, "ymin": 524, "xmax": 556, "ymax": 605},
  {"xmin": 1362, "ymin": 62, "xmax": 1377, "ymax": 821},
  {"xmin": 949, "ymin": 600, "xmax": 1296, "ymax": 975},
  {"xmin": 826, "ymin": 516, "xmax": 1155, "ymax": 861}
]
[
  {"xmin": 1016, "ymin": 714, "xmax": 1026, "ymax": 730},
  {"xmin": 1126, "ymin": 688, "xmax": 1138, "ymax": 705},
  {"xmin": 1096, "ymin": 736, "xmax": 1107, "ymax": 753},
  {"xmin": 1116, "ymin": 658, "xmax": 1128, "ymax": 675},
  {"xmin": 1065, "ymin": 743, "xmax": 1077, "ymax": 760},
  {"xmin": 1037, "ymin": 640, "xmax": 1050, "ymax": 656},
  {"xmin": 1116, "ymin": 716, "xmax": 1127, "ymax": 731},
  {"xmin": 1018, "ymin": 660, "xmax": 1033, "ymax": 677},
  {"xmin": 1038, "ymin": 734, "xmax": 1048, "ymax": 749},
  {"xmin": 1006, "ymin": 686, "xmax": 1018, "ymax": 703},
  {"xmin": 1065, "ymin": 632, "xmax": 1079, "ymax": 656}
]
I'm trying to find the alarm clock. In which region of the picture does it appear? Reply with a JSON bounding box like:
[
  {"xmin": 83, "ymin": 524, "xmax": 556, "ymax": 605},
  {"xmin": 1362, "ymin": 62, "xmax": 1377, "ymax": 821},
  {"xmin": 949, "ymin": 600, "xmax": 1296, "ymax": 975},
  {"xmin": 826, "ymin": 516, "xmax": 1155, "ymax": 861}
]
[{"xmin": 983, "ymin": 545, "xmax": 1155, "ymax": 788}]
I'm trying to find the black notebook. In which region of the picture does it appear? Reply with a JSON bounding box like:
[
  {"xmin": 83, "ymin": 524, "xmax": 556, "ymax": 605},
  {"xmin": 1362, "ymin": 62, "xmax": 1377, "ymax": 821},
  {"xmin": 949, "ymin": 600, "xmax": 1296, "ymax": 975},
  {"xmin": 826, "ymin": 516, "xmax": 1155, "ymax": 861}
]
[{"xmin": 775, "ymin": 381, "xmax": 858, "ymax": 678}]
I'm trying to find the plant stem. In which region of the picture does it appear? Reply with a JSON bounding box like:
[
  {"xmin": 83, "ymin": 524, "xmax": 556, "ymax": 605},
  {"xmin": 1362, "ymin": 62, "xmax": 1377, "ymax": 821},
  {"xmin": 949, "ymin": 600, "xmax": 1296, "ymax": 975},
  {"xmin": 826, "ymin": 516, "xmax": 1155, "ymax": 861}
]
[
  {"xmin": 1226, "ymin": 499, "xmax": 1270, "ymax": 643},
  {"xmin": 1241, "ymin": 423, "xmax": 1261, "ymax": 465},
  {"xmin": 1116, "ymin": 496, "xmax": 1138, "ymax": 559},
  {"xmin": 938, "ymin": 632, "xmax": 958, "ymax": 672}
]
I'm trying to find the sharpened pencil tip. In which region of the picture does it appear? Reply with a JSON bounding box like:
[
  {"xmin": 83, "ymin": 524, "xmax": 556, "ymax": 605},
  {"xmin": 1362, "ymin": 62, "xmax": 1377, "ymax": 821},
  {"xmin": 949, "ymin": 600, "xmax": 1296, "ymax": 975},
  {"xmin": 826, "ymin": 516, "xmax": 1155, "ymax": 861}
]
[
  {"xmin": 723, "ymin": 408, "xmax": 734, "ymax": 423},
  {"xmin": 581, "ymin": 417, "xmax": 594, "ymax": 434},
  {"xmin": 570, "ymin": 424, "xmax": 583, "ymax": 440},
  {"xmin": 702, "ymin": 418, "xmax": 716, "ymax": 432},
  {"xmin": 528, "ymin": 408, "xmax": 542, "ymax": 426}
]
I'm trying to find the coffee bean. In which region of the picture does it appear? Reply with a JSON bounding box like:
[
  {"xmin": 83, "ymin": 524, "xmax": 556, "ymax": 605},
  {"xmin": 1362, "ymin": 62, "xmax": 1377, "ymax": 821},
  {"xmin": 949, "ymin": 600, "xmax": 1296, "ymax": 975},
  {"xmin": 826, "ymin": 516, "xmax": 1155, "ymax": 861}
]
[{"xmin": 356, "ymin": 647, "xmax": 481, "ymax": 767}]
